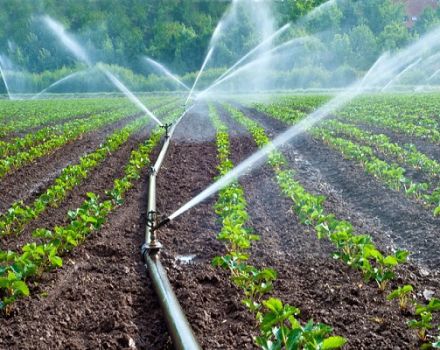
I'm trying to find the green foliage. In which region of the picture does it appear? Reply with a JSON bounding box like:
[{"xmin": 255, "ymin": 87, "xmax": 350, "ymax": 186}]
[
  {"xmin": 387, "ymin": 285, "xmax": 414, "ymax": 310},
  {"xmin": 0, "ymin": 0, "xmax": 434, "ymax": 92},
  {"xmin": 408, "ymin": 298, "xmax": 440, "ymax": 341},
  {"xmin": 209, "ymin": 104, "xmax": 344, "ymax": 349},
  {"xmin": 255, "ymin": 298, "xmax": 346, "ymax": 350}
]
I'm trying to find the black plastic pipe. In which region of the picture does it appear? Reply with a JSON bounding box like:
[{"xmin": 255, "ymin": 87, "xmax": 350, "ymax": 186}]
[{"xmin": 142, "ymin": 106, "xmax": 201, "ymax": 350}]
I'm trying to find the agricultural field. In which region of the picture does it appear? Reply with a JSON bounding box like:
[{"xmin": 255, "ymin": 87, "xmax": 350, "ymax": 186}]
[{"xmin": 0, "ymin": 93, "xmax": 439, "ymax": 349}]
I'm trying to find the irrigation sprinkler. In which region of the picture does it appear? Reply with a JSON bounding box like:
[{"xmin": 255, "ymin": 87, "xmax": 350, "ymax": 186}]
[
  {"xmin": 140, "ymin": 105, "xmax": 201, "ymax": 350},
  {"xmin": 160, "ymin": 123, "xmax": 172, "ymax": 138},
  {"xmin": 153, "ymin": 216, "xmax": 172, "ymax": 232}
]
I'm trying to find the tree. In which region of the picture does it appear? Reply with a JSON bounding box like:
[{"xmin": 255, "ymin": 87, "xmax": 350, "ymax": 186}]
[
  {"xmin": 414, "ymin": 7, "xmax": 440, "ymax": 35},
  {"xmin": 379, "ymin": 22, "xmax": 413, "ymax": 52},
  {"xmin": 349, "ymin": 24, "xmax": 378, "ymax": 70}
]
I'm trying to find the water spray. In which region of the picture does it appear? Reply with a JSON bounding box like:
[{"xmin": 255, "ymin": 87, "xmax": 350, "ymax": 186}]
[
  {"xmin": 0, "ymin": 61, "xmax": 12, "ymax": 100},
  {"xmin": 211, "ymin": 23, "xmax": 291, "ymax": 86},
  {"xmin": 162, "ymin": 24, "xmax": 440, "ymax": 224},
  {"xmin": 144, "ymin": 57, "xmax": 190, "ymax": 90},
  {"xmin": 185, "ymin": 47, "xmax": 214, "ymax": 105},
  {"xmin": 32, "ymin": 69, "xmax": 88, "ymax": 99},
  {"xmin": 99, "ymin": 66, "xmax": 163, "ymax": 126},
  {"xmin": 43, "ymin": 16, "xmax": 92, "ymax": 67},
  {"xmin": 196, "ymin": 37, "xmax": 311, "ymax": 100},
  {"xmin": 381, "ymin": 57, "xmax": 423, "ymax": 92}
]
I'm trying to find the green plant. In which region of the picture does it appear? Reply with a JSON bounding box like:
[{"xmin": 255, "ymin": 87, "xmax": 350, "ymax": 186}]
[
  {"xmin": 408, "ymin": 298, "xmax": 440, "ymax": 341},
  {"xmin": 387, "ymin": 285, "xmax": 414, "ymax": 310},
  {"xmin": 256, "ymin": 298, "xmax": 346, "ymax": 350}
]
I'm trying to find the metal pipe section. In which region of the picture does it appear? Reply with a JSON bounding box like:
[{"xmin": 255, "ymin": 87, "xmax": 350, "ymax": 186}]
[
  {"xmin": 142, "ymin": 103, "xmax": 201, "ymax": 350},
  {"xmin": 145, "ymin": 254, "xmax": 202, "ymax": 350}
]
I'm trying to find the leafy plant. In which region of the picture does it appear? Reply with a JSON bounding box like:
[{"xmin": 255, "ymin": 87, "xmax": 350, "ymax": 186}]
[{"xmin": 387, "ymin": 285, "xmax": 414, "ymax": 311}]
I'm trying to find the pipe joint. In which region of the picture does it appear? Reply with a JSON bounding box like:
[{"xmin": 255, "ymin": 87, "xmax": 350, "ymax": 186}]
[
  {"xmin": 146, "ymin": 210, "xmax": 163, "ymax": 254},
  {"xmin": 148, "ymin": 165, "xmax": 156, "ymax": 177}
]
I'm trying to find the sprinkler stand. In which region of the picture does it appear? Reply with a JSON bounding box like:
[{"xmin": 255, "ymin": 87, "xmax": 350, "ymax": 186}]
[{"xmin": 161, "ymin": 123, "xmax": 172, "ymax": 138}]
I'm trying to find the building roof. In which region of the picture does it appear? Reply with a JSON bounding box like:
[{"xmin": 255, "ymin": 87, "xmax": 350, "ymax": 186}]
[{"xmin": 399, "ymin": 0, "xmax": 438, "ymax": 27}]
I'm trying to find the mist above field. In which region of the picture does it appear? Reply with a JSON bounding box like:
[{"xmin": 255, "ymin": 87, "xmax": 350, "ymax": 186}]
[{"xmin": 1, "ymin": 0, "xmax": 440, "ymax": 96}]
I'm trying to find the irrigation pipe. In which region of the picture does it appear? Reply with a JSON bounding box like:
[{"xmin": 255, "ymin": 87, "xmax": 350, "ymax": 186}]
[{"xmin": 141, "ymin": 104, "xmax": 201, "ymax": 350}]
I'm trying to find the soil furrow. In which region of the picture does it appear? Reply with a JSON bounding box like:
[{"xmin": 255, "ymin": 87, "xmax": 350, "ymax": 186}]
[
  {"xmin": 0, "ymin": 112, "xmax": 142, "ymax": 213},
  {"xmin": 156, "ymin": 105, "xmax": 256, "ymax": 349},
  {"xmin": 0, "ymin": 134, "xmax": 167, "ymax": 349},
  {"xmin": 238, "ymin": 106, "xmax": 440, "ymax": 269},
  {"xmin": 1, "ymin": 121, "xmax": 152, "ymax": 251}
]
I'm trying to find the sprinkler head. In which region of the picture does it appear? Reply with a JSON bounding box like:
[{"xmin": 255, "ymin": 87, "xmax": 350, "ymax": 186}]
[
  {"xmin": 153, "ymin": 217, "xmax": 171, "ymax": 231},
  {"xmin": 161, "ymin": 123, "xmax": 172, "ymax": 138}
]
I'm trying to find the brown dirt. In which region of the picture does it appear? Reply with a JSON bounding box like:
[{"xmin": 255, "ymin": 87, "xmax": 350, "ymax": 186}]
[
  {"xmin": 0, "ymin": 103, "xmax": 439, "ymax": 350},
  {"xmin": 0, "ymin": 112, "xmax": 143, "ymax": 214},
  {"xmin": 238, "ymin": 105, "xmax": 440, "ymax": 270}
]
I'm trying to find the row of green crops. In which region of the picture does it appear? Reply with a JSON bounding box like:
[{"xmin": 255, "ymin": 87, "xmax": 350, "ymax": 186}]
[
  {"xmin": 224, "ymin": 104, "xmax": 410, "ymax": 292},
  {"xmin": 0, "ymin": 98, "xmax": 127, "ymax": 138},
  {"xmin": 0, "ymin": 106, "xmax": 184, "ymax": 313},
  {"xmin": 209, "ymin": 104, "xmax": 346, "ymax": 350},
  {"xmin": 252, "ymin": 96, "xmax": 440, "ymax": 217},
  {"xmin": 0, "ymin": 100, "xmax": 181, "ymax": 238},
  {"xmin": 253, "ymin": 93, "xmax": 440, "ymax": 144},
  {"xmin": 0, "ymin": 96, "xmax": 179, "ymax": 139},
  {"xmin": 0, "ymin": 96, "xmax": 178, "ymax": 159},
  {"xmin": 0, "ymin": 106, "xmax": 144, "ymax": 179},
  {"xmin": 312, "ymin": 128, "xmax": 440, "ymax": 216},
  {"xmin": 231, "ymin": 102, "xmax": 440, "ymax": 347},
  {"xmin": 316, "ymin": 120, "xmax": 440, "ymax": 216}
]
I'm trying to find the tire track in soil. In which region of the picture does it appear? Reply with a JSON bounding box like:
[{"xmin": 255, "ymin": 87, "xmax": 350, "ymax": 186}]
[
  {"xmin": 1, "ymin": 120, "xmax": 154, "ymax": 252},
  {"xmin": 218, "ymin": 105, "xmax": 439, "ymax": 349},
  {"xmin": 0, "ymin": 111, "xmax": 144, "ymax": 214},
  {"xmin": 156, "ymin": 105, "xmax": 257, "ymax": 349},
  {"xmin": 0, "ymin": 138, "xmax": 170, "ymax": 350},
  {"xmin": 237, "ymin": 105, "xmax": 440, "ymax": 270}
]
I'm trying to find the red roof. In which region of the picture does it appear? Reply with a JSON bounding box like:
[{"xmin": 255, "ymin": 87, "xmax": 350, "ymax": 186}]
[{"xmin": 397, "ymin": 0, "xmax": 438, "ymax": 27}]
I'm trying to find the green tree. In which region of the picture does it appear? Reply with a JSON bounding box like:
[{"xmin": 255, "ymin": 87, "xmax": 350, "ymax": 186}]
[{"xmin": 349, "ymin": 24, "xmax": 378, "ymax": 70}]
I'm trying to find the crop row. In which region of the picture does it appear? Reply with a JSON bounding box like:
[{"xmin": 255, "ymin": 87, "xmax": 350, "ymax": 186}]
[
  {"xmin": 253, "ymin": 98, "xmax": 440, "ymax": 217},
  {"xmin": 0, "ymin": 105, "xmax": 144, "ymax": 179},
  {"xmin": 229, "ymin": 103, "xmax": 440, "ymax": 347},
  {"xmin": 225, "ymin": 104, "xmax": 409, "ymax": 290},
  {"xmin": 209, "ymin": 104, "xmax": 346, "ymax": 349},
  {"xmin": 312, "ymin": 128, "xmax": 440, "ymax": 216},
  {"xmin": 0, "ymin": 96, "xmax": 179, "ymax": 139},
  {"xmin": 0, "ymin": 98, "xmax": 127, "ymax": 138},
  {"xmin": 0, "ymin": 96, "xmax": 178, "ymax": 159},
  {"xmin": 0, "ymin": 102, "xmax": 171, "ymax": 237},
  {"xmin": 253, "ymin": 94, "xmax": 440, "ymax": 145},
  {"xmin": 0, "ymin": 106, "xmax": 184, "ymax": 313},
  {"xmin": 317, "ymin": 120, "xmax": 440, "ymax": 216}
]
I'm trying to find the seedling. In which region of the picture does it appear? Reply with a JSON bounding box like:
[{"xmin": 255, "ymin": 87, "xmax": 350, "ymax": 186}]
[
  {"xmin": 408, "ymin": 298, "xmax": 440, "ymax": 341},
  {"xmin": 387, "ymin": 285, "xmax": 414, "ymax": 311}
]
